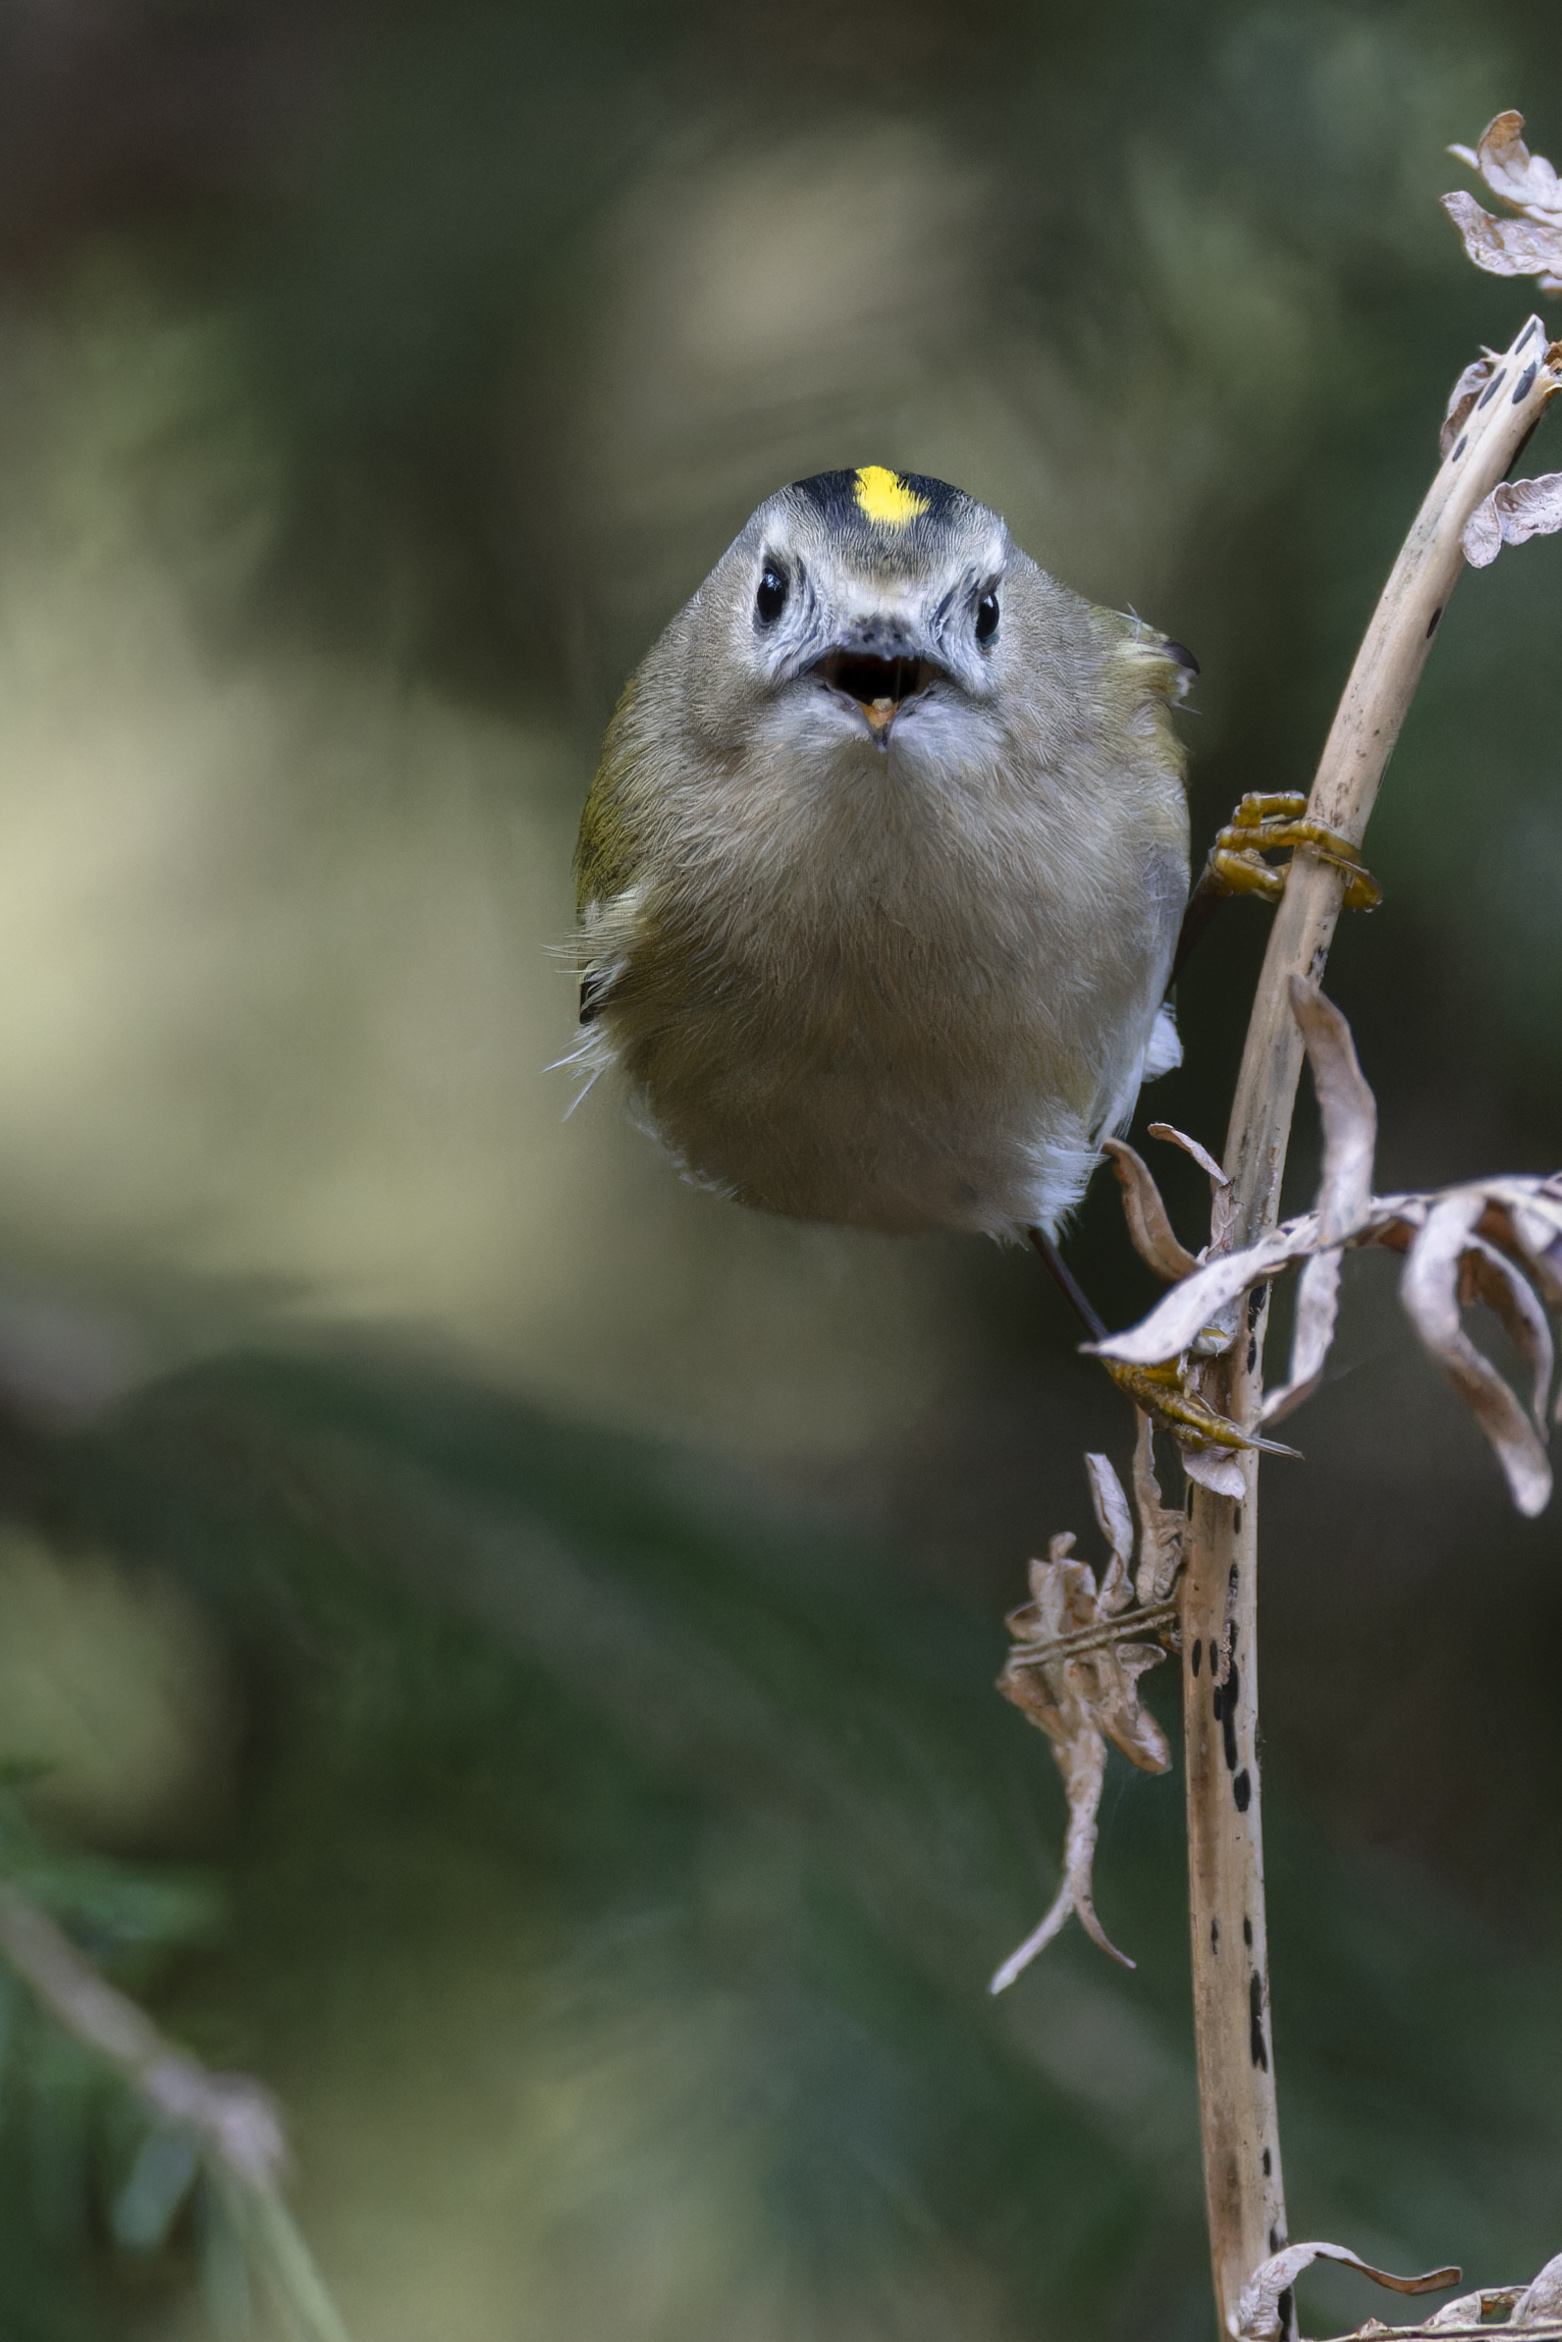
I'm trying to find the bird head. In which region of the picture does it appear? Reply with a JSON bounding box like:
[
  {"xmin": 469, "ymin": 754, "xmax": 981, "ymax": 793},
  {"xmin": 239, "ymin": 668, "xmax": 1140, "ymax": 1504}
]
[{"xmin": 681, "ymin": 465, "xmax": 1016, "ymax": 768}]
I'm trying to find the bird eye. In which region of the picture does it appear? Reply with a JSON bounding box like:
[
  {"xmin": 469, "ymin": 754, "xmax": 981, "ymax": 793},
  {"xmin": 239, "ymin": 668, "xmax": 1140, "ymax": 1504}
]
[
  {"xmin": 755, "ymin": 563, "xmax": 789, "ymax": 626},
  {"xmin": 975, "ymin": 589, "xmax": 1000, "ymax": 647}
]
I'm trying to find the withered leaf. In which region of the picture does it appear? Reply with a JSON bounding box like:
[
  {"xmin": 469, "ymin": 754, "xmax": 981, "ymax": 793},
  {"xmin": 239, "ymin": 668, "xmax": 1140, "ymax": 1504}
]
[
  {"xmin": 1425, "ymin": 2288, "xmax": 1514, "ymax": 2328},
  {"xmin": 1264, "ymin": 980, "xmax": 1376, "ymax": 1425},
  {"xmin": 1401, "ymin": 1194, "xmax": 1554, "ymax": 1517},
  {"xmin": 1102, "ymin": 1138, "xmax": 1199, "ymax": 1283},
  {"xmin": 1442, "ymin": 191, "xmax": 1562, "ymax": 292},
  {"xmin": 1085, "ymin": 1449, "xmax": 1136, "ymax": 1602},
  {"xmin": 1463, "ymin": 473, "xmax": 1562, "ymax": 569},
  {"xmin": 1149, "ymin": 1121, "xmax": 1242, "ymax": 1257},
  {"xmin": 1182, "ymin": 1446, "xmax": 1247, "ymax": 1500},
  {"xmin": 1451, "ymin": 111, "xmax": 1562, "ymax": 221},
  {"xmin": 1131, "ymin": 1409, "xmax": 1184, "ymax": 1604},
  {"xmin": 1236, "ymin": 2242, "xmax": 1460, "ymax": 2342},
  {"xmin": 1092, "ymin": 1219, "xmax": 1317, "ymax": 1369},
  {"xmin": 1459, "ymin": 1236, "xmax": 1555, "ymax": 1433},
  {"xmin": 1092, "ymin": 992, "xmax": 1561, "ymax": 1518},
  {"xmin": 1444, "ymin": 111, "xmax": 1562, "ymax": 291},
  {"xmin": 1515, "ymin": 2251, "xmax": 1562, "ymax": 2326},
  {"xmin": 1441, "ymin": 353, "xmax": 1497, "ymax": 456},
  {"xmin": 992, "ymin": 1445, "xmax": 1175, "ymax": 1991},
  {"xmin": 1147, "ymin": 1120, "xmax": 1229, "ymax": 1188}
]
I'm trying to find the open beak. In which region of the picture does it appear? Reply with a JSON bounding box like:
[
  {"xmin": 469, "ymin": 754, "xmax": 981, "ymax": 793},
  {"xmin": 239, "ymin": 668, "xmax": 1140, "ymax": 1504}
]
[{"xmin": 814, "ymin": 649, "xmax": 938, "ymax": 745}]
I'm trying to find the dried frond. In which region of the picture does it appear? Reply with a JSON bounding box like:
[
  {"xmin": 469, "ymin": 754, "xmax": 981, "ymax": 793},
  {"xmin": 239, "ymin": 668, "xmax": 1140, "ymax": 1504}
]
[
  {"xmin": 1259, "ymin": 2247, "xmax": 1562, "ymax": 2337},
  {"xmin": 1514, "ymin": 2255, "xmax": 1562, "ymax": 2326},
  {"xmin": 990, "ymin": 1431, "xmax": 1179, "ymax": 1992},
  {"xmin": 1463, "ymin": 470, "xmax": 1562, "ymax": 567},
  {"xmin": 1147, "ymin": 1120, "xmax": 1229, "ymax": 1188},
  {"xmin": 1102, "ymin": 1138, "xmax": 1199, "ymax": 1283},
  {"xmin": 1263, "ymin": 981, "xmax": 1375, "ymax": 1423},
  {"xmin": 1443, "ymin": 111, "xmax": 1562, "ymax": 292},
  {"xmin": 1091, "ymin": 987, "xmax": 1562, "ymax": 1515},
  {"xmin": 1235, "ymin": 2242, "xmax": 1460, "ymax": 2342},
  {"xmin": 1440, "ymin": 353, "xmax": 1498, "ymax": 455},
  {"xmin": 1100, "ymin": 1123, "xmax": 1294, "ymax": 1484},
  {"xmin": 1131, "ymin": 1408, "xmax": 1184, "ymax": 1604}
]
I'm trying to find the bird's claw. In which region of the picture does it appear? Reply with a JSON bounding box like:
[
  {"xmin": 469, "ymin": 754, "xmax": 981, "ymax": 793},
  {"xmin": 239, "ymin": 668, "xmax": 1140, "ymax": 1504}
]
[
  {"xmin": 1207, "ymin": 791, "xmax": 1382, "ymax": 915},
  {"xmin": 1102, "ymin": 1358, "xmax": 1259, "ymax": 1456}
]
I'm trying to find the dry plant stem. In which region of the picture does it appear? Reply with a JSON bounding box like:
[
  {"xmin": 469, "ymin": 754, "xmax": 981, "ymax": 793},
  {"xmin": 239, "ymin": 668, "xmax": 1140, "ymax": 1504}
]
[
  {"xmin": 0, "ymin": 1881, "xmax": 353, "ymax": 2342},
  {"xmin": 1314, "ymin": 2330, "xmax": 1562, "ymax": 2342},
  {"xmin": 1183, "ymin": 313, "xmax": 1560, "ymax": 2342}
]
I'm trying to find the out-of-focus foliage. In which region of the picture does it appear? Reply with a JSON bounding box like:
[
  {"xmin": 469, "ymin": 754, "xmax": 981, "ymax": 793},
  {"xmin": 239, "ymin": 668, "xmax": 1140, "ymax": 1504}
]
[
  {"xmin": 3, "ymin": 1353, "xmax": 1562, "ymax": 2341},
  {"xmin": 0, "ymin": 0, "xmax": 1560, "ymax": 2336}
]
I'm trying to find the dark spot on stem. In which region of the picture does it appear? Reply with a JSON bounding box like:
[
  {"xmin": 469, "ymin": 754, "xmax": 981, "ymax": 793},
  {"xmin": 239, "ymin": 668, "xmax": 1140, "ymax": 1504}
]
[
  {"xmin": 1517, "ymin": 318, "xmax": 1538, "ymax": 352},
  {"xmin": 1218, "ymin": 1660, "xmax": 1240, "ymax": 1770},
  {"xmin": 1250, "ymin": 1973, "xmax": 1269, "ymax": 2069},
  {"xmin": 1211, "ymin": 1918, "xmax": 1220, "ymax": 1948},
  {"xmin": 1233, "ymin": 1506, "xmax": 1242, "ymax": 1534},
  {"xmin": 1191, "ymin": 1640, "xmax": 1202, "ymax": 1676},
  {"xmin": 1452, "ymin": 433, "xmax": 1468, "ymax": 460},
  {"xmin": 1243, "ymin": 1917, "xmax": 1253, "ymax": 1947},
  {"xmin": 1276, "ymin": 2286, "xmax": 1293, "ymax": 2337},
  {"xmin": 1426, "ymin": 605, "xmax": 1442, "ymax": 638},
  {"xmin": 1234, "ymin": 1768, "xmax": 1252, "ymax": 1811},
  {"xmin": 1262, "ymin": 2148, "xmax": 1272, "ymax": 2176},
  {"xmin": 1477, "ymin": 368, "xmax": 1508, "ymax": 409},
  {"xmin": 1513, "ymin": 360, "xmax": 1539, "ymax": 404},
  {"xmin": 1247, "ymin": 1336, "xmax": 1258, "ymax": 1372},
  {"xmin": 1248, "ymin": 1284, "xmax": 1268, "ymax": 1327}
]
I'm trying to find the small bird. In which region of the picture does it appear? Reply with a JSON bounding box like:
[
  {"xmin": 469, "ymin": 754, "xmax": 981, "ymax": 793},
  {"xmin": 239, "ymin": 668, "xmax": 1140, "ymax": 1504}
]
[{"xmin": 570, "ymin": 464, "xmax": 1196, "ymax": 1268}]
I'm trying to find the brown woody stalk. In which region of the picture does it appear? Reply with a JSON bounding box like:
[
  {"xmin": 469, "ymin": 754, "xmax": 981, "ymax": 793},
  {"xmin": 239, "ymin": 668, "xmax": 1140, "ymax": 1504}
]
[{"xmin": 1184, "ymin": 314, "xmax": 1561, "ymax": 2340}]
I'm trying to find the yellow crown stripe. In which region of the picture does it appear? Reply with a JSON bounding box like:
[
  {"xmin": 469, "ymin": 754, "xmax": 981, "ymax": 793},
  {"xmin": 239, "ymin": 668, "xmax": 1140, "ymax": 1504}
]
[{"xmin": 853, "ymin": 465, "xmax": 928, "ymax": 528}]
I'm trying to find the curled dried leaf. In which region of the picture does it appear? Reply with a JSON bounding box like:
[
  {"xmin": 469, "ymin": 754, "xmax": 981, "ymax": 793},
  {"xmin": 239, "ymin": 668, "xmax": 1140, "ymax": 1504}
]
[
  {"xmin": 1102, "ymin": 1138, "xmax": 1199, "ymax": 1282},
  {"xmin": 1459, "ymin": 1236, "xmax": 1556, "ymax": 1432},
  {"xmin": 1148, "ymin": 1120, "xmax": 1230, "ymax": 1188},
  {"xmin": 1099, "ymin": 1177, "xmax": 1561, "ymax": 1516},
  {"xmin": 1444, "ymin": 113, "xmax": 1562, "ymax": 290},
  {"xmin": 1441, "ymin": 353, "xmax": 1497, "ymax": 455},
  {"xmin": 1443, "ymin": 190, "xmax": 1562, "ymax": 292},
  {"xmin": 1463, "ymin": 472, "xmax": 1562, "ymax": 568},
  {"xmin": 992, "ymin": 1444, "xmax": 1177, "ymax": 1990},
  {"xmin": 1183, "ymin": 1448, "xmax": 1247, "ymax": 1500},
  {"xmin": 1264, "ymin": 981, "xmax": 1376, "ymax": 1424},
  {"xmin": 1515, "ymin": 2251, "xmax": 1562, "ymax": 2326},
  {"xmin": 1131, "ymin": 1409, "xmax": 1184, "ymax": 1605},
  {"xmin": 1235, "ymin": 2242, "xmax": 1460, "ymax": 2342},
  {"xmin": 1294, "ymin": 979, "xmax": 1378, "ymax": 1238},
  {"xmin": 1451, "ymin": 111, "xmax": 1562, "ymax": 221},
  {"xmin": 1095, "ymin": 993, "xmax": 1560, "ymax": 1515},
  {"xmin": 1085, "ymin": 1450, "xmax": 1136, "ymax": 1605},
  {"xmin": 1094, "ymin": 1222, "xmax": 1317, "ymax": 1369},
  {"xmin": 1402, "ymin": 1194, "xmax": 1554, "ymax": 1517},
  {"xmin": 989, "ymin": 1726, "xmax": 1119, "ymax": 1987},
  {"xmin": 1425, "ymin": 2287, "xmax": 1525, "ymax": 2330},
  {"xmin": 1145, "ymin": 1119, "xmax": 1244, "ymax": 1287}
]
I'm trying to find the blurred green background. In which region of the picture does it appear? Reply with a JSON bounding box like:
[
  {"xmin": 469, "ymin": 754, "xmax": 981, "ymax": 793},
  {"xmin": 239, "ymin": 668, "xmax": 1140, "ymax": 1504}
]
[{"xmin": 0, "ymin": 1, "xmax": 1560, "ymax": 2335}]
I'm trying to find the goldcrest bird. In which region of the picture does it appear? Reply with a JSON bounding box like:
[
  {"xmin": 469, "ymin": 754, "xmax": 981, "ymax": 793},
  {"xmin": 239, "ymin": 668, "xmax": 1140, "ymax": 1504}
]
[{"xmin": 570, "ymin": 464, "xmax": 1197, "ymax": 1255}]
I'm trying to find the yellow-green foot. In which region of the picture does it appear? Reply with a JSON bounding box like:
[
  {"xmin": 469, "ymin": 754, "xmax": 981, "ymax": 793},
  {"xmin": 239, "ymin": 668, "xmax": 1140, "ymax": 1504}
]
[{"xmin": 1208, "ymin": 791, "xmax": 1381, "ymax": 914}]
